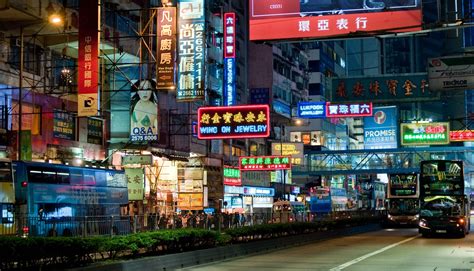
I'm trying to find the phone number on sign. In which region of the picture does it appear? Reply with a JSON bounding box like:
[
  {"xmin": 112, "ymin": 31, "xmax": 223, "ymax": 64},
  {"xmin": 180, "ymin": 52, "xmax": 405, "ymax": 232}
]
[{"xmin": 130, "ymin": 135, "xmax": 158, "ymax": 141}]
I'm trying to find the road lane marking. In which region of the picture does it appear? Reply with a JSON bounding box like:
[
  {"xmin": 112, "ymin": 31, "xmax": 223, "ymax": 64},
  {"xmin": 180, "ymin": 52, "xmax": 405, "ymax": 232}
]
[{"xmin": 329, "ymin": 236, "xmax": 418, "ymax": 270}]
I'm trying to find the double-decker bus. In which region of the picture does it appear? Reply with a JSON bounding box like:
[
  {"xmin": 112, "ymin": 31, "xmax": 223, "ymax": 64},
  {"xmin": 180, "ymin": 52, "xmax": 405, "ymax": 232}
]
[
  {"xmin": 0, "ymin": 159, "xmax": 15, "ymax": 235},
  {"xmin": 386, "ymin": 173, "xmax": 419, "ymax": 226},
  {"xmin": 418, "ymin": 160, "xmax": 470, "ymax": 237},
  {"xmin": 14, "ymin": 161, "xmax": 129, "ymax": 236}
]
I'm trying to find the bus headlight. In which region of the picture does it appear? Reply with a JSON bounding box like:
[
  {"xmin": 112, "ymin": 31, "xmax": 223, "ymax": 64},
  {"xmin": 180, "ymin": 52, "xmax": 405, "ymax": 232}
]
[{"xmin": 419, "ymin": 219, "xmax": 429, "ymax": 229}]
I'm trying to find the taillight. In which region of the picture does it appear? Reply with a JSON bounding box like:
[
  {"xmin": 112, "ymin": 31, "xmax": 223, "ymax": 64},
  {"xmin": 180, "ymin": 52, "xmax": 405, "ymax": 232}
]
[
  {"xmin": 22, "ymin": 226, "xmax": 29, "ymax": 233},
  {"xmin": 21, "ymin": 181, "xmax": 27, "ymax": 187}
]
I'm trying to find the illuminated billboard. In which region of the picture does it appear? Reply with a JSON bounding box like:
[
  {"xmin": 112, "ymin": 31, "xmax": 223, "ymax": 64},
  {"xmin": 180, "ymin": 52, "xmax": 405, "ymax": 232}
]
[
  {"xmin": 197, "ymin": 105, "xmax": 270, "ymax": 139},
  {"xmin": 239, "ymin": 155, "xmax": 291, "ymax": 171},
  {"xmin": 271, "ymin": 142, "xmax": 304, "ymax": 165},
  {"xmin": 363, "ymin": 106, "xmax": 398, "ymax": 150},
  {"xmin": 177, "ymin": 0, "xmax": 205, "ymax": 101},
  {"xmin": 401, "ymin": 122, "xmax": 450, "ymax": 146},
  {"xmin": 326, "ymin": 102, "xmax": 372, "ymax": 118},
  {"xmin": 249, "ymin": 0, "xmax": 422, "ymax": 41},
  {"xmin": 223, "ymin": 166, "xmax": 241, "ymax": 186},
  {"xmin": 156, "ymin": 7, "xmax": 177, "ymax": 90},
  {"xmin": 450, "ymin": 130, "xmax": 474, "ymax": 142}
]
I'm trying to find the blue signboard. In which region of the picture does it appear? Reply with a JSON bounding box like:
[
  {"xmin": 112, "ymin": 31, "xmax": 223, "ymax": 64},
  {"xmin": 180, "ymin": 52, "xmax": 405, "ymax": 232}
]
[
  {"xmin": 53, "ymin": 110, "xmax": 75, "ymax": 140},
  {"xmin": 249, "ymin": 88, "xmax": 270, "ymax": 104},
  {"xmin": 363, "ymin": 106, "xmax": 398, "ymax": 149},
  {"xmin": 273, "ymin": 99, "xmax": 291, "ymax": 118},
  {"xmin": 177, "ymin": 0, "xmax": 205, "ymax": 101},
  {"xmin": 243, "ymin": 186, "xmax": 275, "ymax": 197},
  {"xmin": 310, "ymin": 194, "xmax": 331, "ymax": 213},
  {"xmin": 223, "ymin": 58, "xmax": 236, "ymax": 106},
  {"xmin": 297, "ymin": 102, "xmax": 326, "ymax": 118}
]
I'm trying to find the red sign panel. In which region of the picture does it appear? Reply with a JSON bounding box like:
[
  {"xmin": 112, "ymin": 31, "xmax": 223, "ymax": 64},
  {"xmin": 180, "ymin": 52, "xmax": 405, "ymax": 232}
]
[
  {"xmin": 197, "ymin": 105, "xmax": 270, "ymax": 139},
  {"xmin": 224, "ymin": 13, "xmax": 236, "ymax": 58},
  {"xmin": 239, "ymin": 156, "xmax": 291, "ymax": 171},
  {"xmin": 326, "ymin": 103, "xmax": 372, "ymax": 118},
  {"xmin": 450, "ymin": 130, "xmax": 474, "ymax": 142},
  {"xmin": 78, "ymin": 0, "xmax": 99, "ymax": 116},
  {"xmin": 249, "ymin": 0, "xmax": 422, "ymax": 41}
]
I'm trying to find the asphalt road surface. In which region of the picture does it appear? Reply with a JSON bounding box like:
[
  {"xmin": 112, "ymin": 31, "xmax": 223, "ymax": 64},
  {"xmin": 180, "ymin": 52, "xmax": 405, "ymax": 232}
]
[{"xmin": 181, "ymin": 227, "xmax": 474, "ymax": 271}]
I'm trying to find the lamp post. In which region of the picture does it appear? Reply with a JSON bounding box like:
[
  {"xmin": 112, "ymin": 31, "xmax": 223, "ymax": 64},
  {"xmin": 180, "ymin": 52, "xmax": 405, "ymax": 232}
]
[{"xmin": 17, "ymin": 10, "xmax": 64, "ymax": 160}]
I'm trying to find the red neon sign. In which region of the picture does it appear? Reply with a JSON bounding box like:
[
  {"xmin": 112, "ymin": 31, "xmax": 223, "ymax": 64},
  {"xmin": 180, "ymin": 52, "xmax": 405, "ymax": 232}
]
[
  {"xmin": 326, "ymin": 102, "xmax": 373, "ymax": 118},
  {"xmin": 197, "ymin": 105, "xmax": 270, "ymax": 139},
  {"xmin": 239, "ymin": 155, "xmax": 291, "ymax": 171},
  {"xmin": 249, "ymin": 0, "xmax": 422, "ymax": 41},
  {"xmin": 224, "ymin": 13, "xmax": 236, "ymax": 58},
  {"xmin": 450, "ymin": 130, "xmax": 474, "ymax": 142}
]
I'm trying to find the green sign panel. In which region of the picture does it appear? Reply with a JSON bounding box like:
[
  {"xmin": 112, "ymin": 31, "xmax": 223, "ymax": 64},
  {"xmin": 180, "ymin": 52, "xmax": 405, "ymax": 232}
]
[
  {"xmin": 401, "ymin": 122, "xmax": 450, "ymax": 146},
  {"xmin": 239, "ymin": 156, "xmax": 291, "ymax": 171},
  {"xmin": 223, "ymin": 166, "xmax": 240, "ymax": 179}
]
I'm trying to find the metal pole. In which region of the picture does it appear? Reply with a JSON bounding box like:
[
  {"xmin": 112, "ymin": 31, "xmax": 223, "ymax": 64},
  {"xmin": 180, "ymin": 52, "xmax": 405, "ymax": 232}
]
[
  {"xmin": 18, "ymin": 26, "xmax": 24, "ymax": 160},
  {"xmin": 281, "ymin": 124, "xmax": 286, "ymax": 200}
]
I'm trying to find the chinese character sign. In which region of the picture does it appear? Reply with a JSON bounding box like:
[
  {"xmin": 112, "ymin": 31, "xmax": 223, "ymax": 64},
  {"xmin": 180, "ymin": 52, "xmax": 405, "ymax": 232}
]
[
  {"xmin": 78, "ymin": 0, "xmax": 100, "ymax": 116},
  {"xmin": 223, "ymin": 166, "xmax": 241, "ymax": 186},
  {"xmin": 197, "ymin": 105, "xmax": 270, "ymax": 139},
  {"xmin": 125, "ymin": 168, "xmax": 144, "ymax": 201},
  {"xmin": 157, "ymin": 7, "xmax": 177, "ymax": 90},
  {"xmin": 177, "ymin": 0, "xmax": 205, "ymax": 101},
  {"xmin": 87, "ymin": 118, "xmax": 103, "ymax": 145},
  {"xmin": 224, "ymin": 12, "xmax": 236, "ymax": 58},
  {"xmin": 450, "ymin": 130, "xmax": 474, "ymax": 142},
  {"xmin": 331, "ymin": 73, "xmax": 437, "ymax": 103},
  {"xmin": 249, "ymin": 0, "xmax": 421, "ymax": 41},
  {"xmin": 53, "ymin": 110, "xmax": 75, "ymax": 140},
  {"xmin": 363, "ymin": 106, "xmax": 398, "ymax": 149},
  {"xmin": 130, "ymin": 79, "xmax": 159, "ymax": 142},
  {"xmin": 239, "ymin": 156, "xmax": 291, "ymax": 171},
  {"xmin": 401, "ymin": 122, "xmax": 450, "ymax": 146},
  {"xmin": 326, "ymin": 102, "xmax": 373, "ymax": 118}
]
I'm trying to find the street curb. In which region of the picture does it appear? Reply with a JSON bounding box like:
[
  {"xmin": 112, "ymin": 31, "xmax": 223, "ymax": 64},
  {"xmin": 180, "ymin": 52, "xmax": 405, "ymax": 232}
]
[{"xmin": 69, "ymin": 224, "xmax": 382, "ymax": 271}]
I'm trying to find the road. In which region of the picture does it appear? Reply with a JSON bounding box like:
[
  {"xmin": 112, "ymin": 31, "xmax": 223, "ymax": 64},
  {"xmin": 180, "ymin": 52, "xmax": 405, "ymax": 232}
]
[{"xmin": 181, "ymin": 228, "xmax": 474, "ymax": 271}]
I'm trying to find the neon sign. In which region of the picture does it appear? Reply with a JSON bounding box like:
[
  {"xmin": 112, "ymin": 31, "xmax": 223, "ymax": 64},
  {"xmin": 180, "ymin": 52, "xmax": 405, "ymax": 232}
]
[
  {"xmin": 197, "ymin": 105, "xmax": 270, "ymax": 139},
  {"xmin": 401, "ymin": 122, "xmax": 450, "ymax": 146},
  {"xmin": 326, "ymin": 102, "xmax": 373, "ymax": 118},
  {"xmin": 223, "ymin": 166, "xmax": 241, "ymax": 186},
  {"xmin": 450, "ymin": 130, "xmax": 474, "ymax": 142},
  {"xmin": 297, "ymin": 102, "xmax": 326, "ymax": 118},
  {"xmin": 239, "ymin": 155, "xmax": 291, "ymax": 171}
]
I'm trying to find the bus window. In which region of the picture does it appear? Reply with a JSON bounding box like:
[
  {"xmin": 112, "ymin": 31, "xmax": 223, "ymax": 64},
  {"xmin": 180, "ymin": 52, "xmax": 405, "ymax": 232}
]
[
  {"xmin": 1, "ymin": 204, "xmax": 14, "ymax": 223},
  {"xmin": 56, "ymin": 169, "xmax": 71, "ymax": 184},
  {"xmin": 82, "ymin": 169, "xmax": 96, "ymax": 185},
  {"xmin": 28, "ymin": 167, "xmax": 56, "ymax": 184}
]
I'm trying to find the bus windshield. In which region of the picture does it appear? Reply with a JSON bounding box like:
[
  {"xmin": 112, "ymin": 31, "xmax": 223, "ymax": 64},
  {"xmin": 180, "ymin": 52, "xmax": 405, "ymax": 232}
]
[
  {"xmin": 420, "ymin": 196, "xmax": 464, "ymax": 217},
  {"xmin": 388, "ymin": 198, "xmax": 419, "ymax": 216}
]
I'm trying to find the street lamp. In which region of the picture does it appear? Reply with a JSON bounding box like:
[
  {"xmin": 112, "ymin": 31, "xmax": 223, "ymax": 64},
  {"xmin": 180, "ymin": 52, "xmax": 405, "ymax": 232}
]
[{"xmin": 17, "ymin": 9, "xmax": 65, "ymax": 160}]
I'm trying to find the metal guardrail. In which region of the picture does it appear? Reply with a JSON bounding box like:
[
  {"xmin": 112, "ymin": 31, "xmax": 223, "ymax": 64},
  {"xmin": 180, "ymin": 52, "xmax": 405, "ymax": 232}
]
[{"xmin": 1, "ymin": 210, "xmax": 385, "ymax": 237}]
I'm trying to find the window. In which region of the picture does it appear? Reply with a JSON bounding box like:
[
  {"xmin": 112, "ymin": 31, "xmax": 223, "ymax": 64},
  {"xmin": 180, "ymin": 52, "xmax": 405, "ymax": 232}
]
[
  {"xmin": 27, "ymin": 166, "xmax": 70, "ymax": 184},
  {"xmin": 1, "ymin": 204, "xmax": 14, "ymax": 224}
]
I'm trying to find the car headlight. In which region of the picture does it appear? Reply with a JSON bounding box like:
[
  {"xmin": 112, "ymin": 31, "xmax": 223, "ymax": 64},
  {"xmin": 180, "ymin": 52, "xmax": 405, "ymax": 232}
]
[{"xmin": 419, "ymin": 219, "xmax": 429, "ymax": 228}]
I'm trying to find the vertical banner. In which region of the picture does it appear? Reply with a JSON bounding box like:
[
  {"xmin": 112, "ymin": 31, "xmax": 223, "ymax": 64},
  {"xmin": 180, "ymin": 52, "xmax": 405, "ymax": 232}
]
[
  {"xmin": 177, "ymin": 0, "xmax": 205, "ymax": 101},
  {"xmin": 78, "ymin": 0, "xmax": 100, "ymax": 116},
  {"xmin": 53, "ymin": 110, "xmax": 76, "ymax": 140},
  {"xmin": 223, "ymin": 58, "xmax": 236, "ymax": 106},
  {"xmin": 125, "ymin": 168, "xmax": 145, "ymax": 201},
  {"xmin": 223, "ymin": 12, "xmax": 236, "ymax": 58},
  {"xmin": 156, "ymin": 7, "xmax": 177, "ymax": 90},
  {"xmin": 87, "ymin": 118, "xmax": 103, "ymax": 145},
  {"xmin": 130, "ymin": 79, "xmax": 159, "ymax": 142}
]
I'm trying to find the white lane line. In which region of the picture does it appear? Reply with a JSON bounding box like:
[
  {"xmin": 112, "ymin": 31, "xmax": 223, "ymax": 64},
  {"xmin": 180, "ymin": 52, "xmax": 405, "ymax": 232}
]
[{"xmin": 329, "ymin": 236, "xmax": 418, "ymax": 271}]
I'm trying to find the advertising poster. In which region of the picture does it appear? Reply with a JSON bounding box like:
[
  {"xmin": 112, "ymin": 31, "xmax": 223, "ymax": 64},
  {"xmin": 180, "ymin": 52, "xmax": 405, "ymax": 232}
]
[
  {"xmin": 177, "ymin": 193, "xmax": 203, "ymax": 210},
  {"xmin": 428, "ymin": 56, "xmax": 474, "ymax": 91},
  {"xmin": 87, "ymin": 118, "xmax": 103, "ymax": 145},
  {"xmin": 271, "ymin": 142, "xmax": 304, "ymax": 165},
  {"xmin": 53, "ymin": 110, "xmax": 75, "ymax": 140},
  {"xmin": 249, "ymin": 0, "xmax": 422, "ymax": 41},
  {"xmin": 156, "ymin": 7, "xmax": 177, "ymax": 90},
  {"xmin": 363, "ymin": 106, "xmax": 398, "ymax": 149},
  {"xmin": 177, "ymin": 0, "xmax": 205, "ymax": 101},
  {"xmin": 130, "ymin": 79, "xmax": 159, "ymax": 142},
  {"xmin": 78, "ymin": 0, "xmax": 99, "ymax": 116}
]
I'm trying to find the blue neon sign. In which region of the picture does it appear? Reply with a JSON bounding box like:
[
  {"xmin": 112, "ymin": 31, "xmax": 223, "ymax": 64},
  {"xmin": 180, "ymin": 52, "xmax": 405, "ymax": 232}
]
[
  {"xmin": 297, "ymin": 102, "xmax": 326, "ymax": 118},
  {"xmin": 223, "ymin": 58, "xmax": 236, "ymax": 106}
]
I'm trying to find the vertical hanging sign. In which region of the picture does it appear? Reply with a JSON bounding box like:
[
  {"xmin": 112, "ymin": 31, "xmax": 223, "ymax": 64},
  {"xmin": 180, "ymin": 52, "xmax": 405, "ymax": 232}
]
[
  {"xmin": 223, "ymin": 12, "xmax": 236, "ymax": 106},
  {"xmin": 78, "ymin": 0, "xmax": 100, "ymax": 116},
  {"xmin": 177, "ymin": 0, "xmax": 205, "ymax": 101},
  {"xmin": 157, "ymin": 7, "xmax": 177, "ymax": 90},
  {"xmin": 223, "ymin": 13, "xmax": 236, "ymax": 58}
]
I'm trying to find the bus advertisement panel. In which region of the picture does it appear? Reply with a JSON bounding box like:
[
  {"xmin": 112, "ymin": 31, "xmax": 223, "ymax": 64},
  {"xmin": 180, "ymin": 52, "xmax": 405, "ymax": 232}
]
[{"xmin": 388, "ymin": 173, "xmax": 418, "ymax": 198}]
